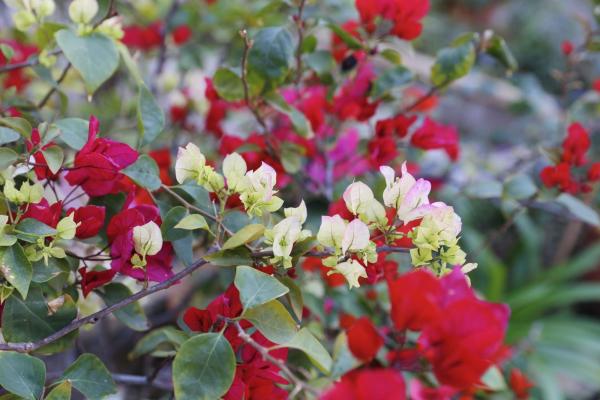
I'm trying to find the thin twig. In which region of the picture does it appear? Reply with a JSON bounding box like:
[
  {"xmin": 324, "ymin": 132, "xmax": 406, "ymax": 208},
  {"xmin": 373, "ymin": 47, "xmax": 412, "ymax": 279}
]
[
  {"xmin": 0, "ymin": 49, "xmax": 62, "ymax": 74},
  {"xmin": 239, "ymin": 30, "xmax": 268, "ymax": 130},
  {"xmin": 232, "ymin": 321, "xmax": 320, "ymax": 396},
  {"xmin": 0, "ymin": 258, "xmax": 209, "ymax": 353},
  {"xmin": 294, "ymin": 0, "xmax": 307, "ymax": 85}
]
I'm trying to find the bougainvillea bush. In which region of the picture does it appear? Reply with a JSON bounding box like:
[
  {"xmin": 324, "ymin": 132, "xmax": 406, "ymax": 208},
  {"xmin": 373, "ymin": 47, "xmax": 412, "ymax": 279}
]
[{"xmin": 1, "ymin": 0, "xmax": 600, "ymax": 399}]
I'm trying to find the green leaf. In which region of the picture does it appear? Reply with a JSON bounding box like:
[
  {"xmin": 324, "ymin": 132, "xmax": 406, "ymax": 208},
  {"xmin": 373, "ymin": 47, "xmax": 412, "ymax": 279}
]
[
  {"xmin": 0, "ymin": 127, "xmax": 21, "ymax": 145},
  {"xmin": 379, "ymin": 48, "xmax": 402, "ymax": 64},
  {"xmin": 173, "ymin": 333, "xmax": 236, "ymax": 400},
  {"xmin": 1, "ymin": 243, "xmax": 32, "ymax": 299},
  {"xmin": 244, "ymin": 300, "xmax": 298, "ymax": 344},
  {"xmin": 279, "ymin": 276, "xmax": 303, "ymax": 320},
  {"xmin": 15, "ymin": 219, "xmax": 57, "ymax": 242},
  {"xmin": 59, "ymin": 354, "xmax": 116, "ymax": 400},
  {"xmin": 55, "ymin": 30, "xmax": 119, "ymax": 94},
  {"xmin": 129, "ymin": 327, "xmax": 189, "ymax": 359},
  {"xmin": 174, "ymin": 214, "xmax": 210, "ymax": 231},
  {"xmin": 45, "ymin": 381, "xmax": 72, "ymax": 400},
  {"xmin": 249, "ymin": 27, "xmax": 294, "ymax": 80},
  {"xmin": 486, "ymin": 32, "xmax": 518, "ymax": 72},
  {"xmin": 0, "ymin": 117, "xmax": 32, "ymax": 138},
  {"xmin": 116, "ymin": 43, "xmax": 143, "ymax": 85},
  {"xmin": 53, "ymin": 118, "xmax": 88, "ymax": 150},
  {"xmin": 234, "ymin": 265, "xmax": 289, "ymax": 310},
  {"xmin": 431, "ymin": 41, "xmax": 476, "ymax": 87},
  {"xmin": 465, "ymin": 180, "xmax": 503, "ymax": 199},
  {"xmin": 0, "ymin": 352, "xmax": 45, "ymax": 400},
  {"xmin": 0, "ymin": 44, "xmax": 14, "ymax": 62},
  {"xmin": 328, "ymin": 23, "xmax": 363, "ymax": 50},
  {"xmin": 371, "ymin": 65, "xmax": 413, "ymax": 99},
  {"xmin": 503, "ymin": 174, "xmax": 537, "ymax": 200},
  {"xmin": 213, "ymin": 68, "xmax": 245, "ymax": 102},
  {"xmin": 40, "ymin": 145, "xmax": 64, "ymax": 175},
  {"xmin": 122, "ymin": 154, "xmax": 161, "ymax": 191},
  {"xmin": 222, "ymin": 224, "xmax": 265, "ymax": 250},
  {"xmin": 265, "ymin": 91, "xmax": 313, "ymax": 138},
  {"xmin": 556, "ymin": 193, "xmax": 600, "ymax": 227},
  {"xmin": 2, "ymin": 288, "xmax": 77, "ymax": 350},
  {"xmin": 0, "ymin": 148, "xmax": 18, "ymax": 169},
  {"xmin": 305, "ymin": 50, "xmax": 335, "ymax": 77},
  {"xmin": 284, "ymin": 328, "xmax": 332, "ymax": 373},
  {"xmin": 100, "ymin": 283, "xmax": 149, "ymax": 331},
  {"xmin": 138, "ymin": 84, "xmax": 165, "ymax": 145},
  {"xmin": 203, "ymin": 247, "xmax": 253, "ymax": 267},
  {"xmin": 161, "ymin": 206, "xmax": 193, "ymax": 265}
]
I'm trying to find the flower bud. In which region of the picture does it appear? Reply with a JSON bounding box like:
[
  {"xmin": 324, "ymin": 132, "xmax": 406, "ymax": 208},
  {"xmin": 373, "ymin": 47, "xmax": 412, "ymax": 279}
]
[
  {"xmin": 223, "ymin": 152, "xmax": 247, "ymax": 192},
  {"xmin": 32, "ymin": 0, "xmax": 55, "ymax": 18},
  {"xmin": 341, "ymin": 219, "xmax": 370, "ymax": 254},
  {"xmin": 317, "ymin": 215, "xmax": 346, "ymax": 249},
  {"xmin": 133, "ymin": 221, "xmax": 163, "ymax": 257},
  {"xmin": 329, "ymin": 260, "xmax": 367, "ymax": 289},
  {"xmin": 246, "ymin": 162, "xmax": 277, "ymax": 201},
  {"xmin": 284, "ymin": 200, "xmax": 307, "ymax": 224},
  {"xmin": 13, "ymin": 10, "xmax": 36, "ymax": 31},
  {"xmin": 69, "ymin": 0, "xmax": 98, "ymax": 25},
  {"xmin": 272, "ymin": 217, "xmax": 302, "ymax": 259},
  {"xmin": 175, "ymin": 143, "xmax": 205, "ymax": 184},
  {"xmin": 56, "ymin": 214, "xmax": 78, "ymax": 240},
  {"xmin": 343, "ymin": 181, "xmax": 374, "ymax": 215},
  {"xmin": 97, "ymin": 16, "xmax": 124, "ymax": 40}
]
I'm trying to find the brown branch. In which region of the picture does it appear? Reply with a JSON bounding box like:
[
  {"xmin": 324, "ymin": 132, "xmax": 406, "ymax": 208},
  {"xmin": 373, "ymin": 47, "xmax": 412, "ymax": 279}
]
[
  {"xmin": 294, "ymin": 0, "xmax": 307, "ymax": 85},
  {"xmin": 0, "ymin": 49, "xmax": 62, "ymax": 74},
  {"xmin": 232, "ymin": 321, "xmax": 320, "ymax": 396},
  {"xmin": 239, "ymin": 29, "xmax": 268, "ymax": 130},
  {"xmin": 0, "ymin": 258, "xmax": 209, "ymax": 353},
  {"xmin": 252, "ymin": 245, "xmax": 410, "ymax": 259}
]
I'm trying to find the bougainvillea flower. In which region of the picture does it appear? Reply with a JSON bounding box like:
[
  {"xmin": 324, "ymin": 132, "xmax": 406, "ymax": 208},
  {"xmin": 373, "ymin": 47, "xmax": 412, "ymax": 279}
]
[
  {"xmin": 561, "ymin": 40, "xmax": 574, "ymax": 56},
  {"xmin": 321, "ymin": 368, "xmax": 406, "ymax": 400},
  {"xmin": 561, "ymin": 122, "xmax": 590, "ymax": 166},
  {"xmin": 540, "ymin": 162, "xmax": 578, "ymax": 194},
  {"xmin": 171, "ymin": 25, "xmax": 192, "ymax": 46},
  {"xmin": 331, "ymin": 20, "xmax": 362, "ymax": 63},
  {"xmin": 67, "ymin": 205, "xmax": 105, "ymax": 239},
  {"xmin": 588, "ymin": 162, "xmax": 600, "ymax": 182},
  {"xmin": 79, "ymin": 267, "xmax": 117, "ymax": 297},
  {"xmin": 122, "ymin": 22, "xmax": 163, "ymax": 51},
  {"xmin": 509, "ymin": 368, "xmax": 535, "ymax": 399},
  {"xmin": 388, "ymin": 269, "xmax": 443, "ymax": 331},
  {"xmin": 409, "ymin": 379, "xmax": 456, "ymax": 400},
  {"xmin": 65, "ymin": 116, "xmax": 138, "ymax": 197},
  {"xmin": 410, "ymin": 117, "xmax": 459, "ymax": 160},
  {"xmin": 26, "ymin": 128, "xmax": 59, "ymax": 181},
  {"xmin": 355, "ymin": 0, "xmax": 430, "ymax": 41},
  {"xmin": 302, "ymin": 257, "xmax": 346, "ymax": 287},
  {"xmin": 376, "ymin": 114, "xmax": 417, "ymax": 138},
  {"xmin": 22, "ymin": 199, "xmax": 62, "ymax": 228},
  {"xmin": 347, "ymin": 316, "xmax": 384, "ymax": 361},
  {"xmin": 368, "ymin": 136, "xmax": 398, "ymax": 168},
  {"xmin": 0, "ymin": 39, "xmax": 38, "ymax": 92},
  {"xmin": 107, "ymin": 204, "xmax": 173, "ymax": 282},
  {"xmin": 333, "ymin": 63, "xmax": 380, "ymax": 121},
  {"xmin": 225, "ymin": 332, "xmax": 289, "ymax": 400},
  {"xmin": 417, "ymin": 271, "xmax": 510, "ymax": 391}
]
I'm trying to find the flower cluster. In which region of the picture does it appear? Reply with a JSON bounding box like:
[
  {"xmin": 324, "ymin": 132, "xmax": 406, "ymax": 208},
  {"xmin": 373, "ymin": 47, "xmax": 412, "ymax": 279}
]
[
  {"xmin": 325, "ymin": 268, "xmax": 510, "ymax": 398},
  {"xmin": 540, "ymin": 122, "xmax": 600, "ymax": 194},
  {"xmin": 183, "ymin": 286, "xmax": 288, "ymax": 400}
]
